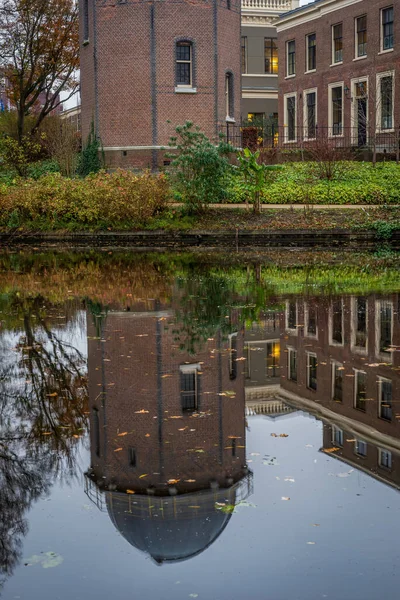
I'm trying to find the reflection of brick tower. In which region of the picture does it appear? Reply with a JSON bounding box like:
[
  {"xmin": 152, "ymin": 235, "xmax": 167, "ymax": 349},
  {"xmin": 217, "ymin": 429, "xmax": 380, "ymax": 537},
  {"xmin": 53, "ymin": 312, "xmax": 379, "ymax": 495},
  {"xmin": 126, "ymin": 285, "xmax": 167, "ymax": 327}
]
[
  {"xmin": 85, "ymin": 303, "xmax": 251, "ymax": 564},
  {"xmin": 79, "ymin": 0, "xmax": 241, "ymax": 169}
]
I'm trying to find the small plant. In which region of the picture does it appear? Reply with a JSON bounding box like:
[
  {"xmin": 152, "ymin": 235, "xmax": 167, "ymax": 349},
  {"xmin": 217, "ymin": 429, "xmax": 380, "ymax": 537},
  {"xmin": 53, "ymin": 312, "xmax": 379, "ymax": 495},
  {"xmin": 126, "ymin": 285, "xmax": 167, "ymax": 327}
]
[
  {"xmin": 168, "ymin": 121, "xmax": 233, "ymax": 214},
  {"xmin": 236, "ymin": 148, "xmax": 282, "ymax": 214},
  {"xmin": 77, "ymin": 121, "xmax": 103, "ymax": 178}
]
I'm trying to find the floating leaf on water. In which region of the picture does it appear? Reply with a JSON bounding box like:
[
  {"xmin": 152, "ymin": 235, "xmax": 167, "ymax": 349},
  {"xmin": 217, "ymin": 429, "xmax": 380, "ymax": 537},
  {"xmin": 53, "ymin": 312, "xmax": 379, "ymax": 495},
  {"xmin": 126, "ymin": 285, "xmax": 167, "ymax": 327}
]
[
  {"xmin": 24, "ymin": 552, "xmax": 63, "ymax": 569},
  {"xmin": 114, "ymin": 448, "xmax": 123, "ymax": 452},
  {"xmin": 135, "ymin": 410, "xmax": 149, "ymax": 414},
  {"xmin": 306, "ymin": 542, "xmax": 316, "ymax": 545},
  {"xmin": 281, "ymin": 497, "xmax": 290, "ymax": 501},
  {"xmin": 139, "ymin": 474, "xmax": 148, "ymax": 479},
  {"xmin": 126, "ymin": 489, "xmax": 135, "ymax": 494}
]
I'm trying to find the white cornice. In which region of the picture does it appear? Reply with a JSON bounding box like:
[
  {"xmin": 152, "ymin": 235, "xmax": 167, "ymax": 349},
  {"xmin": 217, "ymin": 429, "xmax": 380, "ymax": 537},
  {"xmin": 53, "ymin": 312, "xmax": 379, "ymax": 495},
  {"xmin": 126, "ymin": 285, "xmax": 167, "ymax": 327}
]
[{"xmin": 277, "ymin": 0, "xmax": 363, "ymax": 32}]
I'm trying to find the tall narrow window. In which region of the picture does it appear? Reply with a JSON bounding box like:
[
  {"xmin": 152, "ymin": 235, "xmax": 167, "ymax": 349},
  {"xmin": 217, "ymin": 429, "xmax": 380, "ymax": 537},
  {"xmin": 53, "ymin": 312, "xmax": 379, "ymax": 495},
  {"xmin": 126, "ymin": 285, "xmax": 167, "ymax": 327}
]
[
  {"xmin": 330, "ymin": 86, "xmax": 343, "ymax": 136},
  {"xmin": 266, "ymin": 342, "xmax": 279, "ymax": 378},
  {"xmin": 354, "ymin": 370, "xmax": 367, "ymax": 411},
  {"xmin": 225, "ymin": 72, "xmax": 234, "ymax": 119},
  {"xmin": 306, "ymin": 34, "xmax": 316, "ymax": 71},
  {"xmin": 356, "ymin": 15, "xmax": 367, "ymax": 57},
  {"xmin": 355, "ymin": 439, "xmax": 367, "ymax": 457},
  {"xmin": 305, "ymin": 91, "xmax": 317, "ymax": 140},
  {"xmin": 332, "ymin": 426, "xmax": 344, "ymax": 447},
  {"xmin": 307, "ymin": 353, "xmax": 317, "ymax": 391},
  {"xmin": 379, "ymin": 377, "xmax": 392, "ymax": 421},
  {"xmin": 93, "ymin": 408, "xmax": 100, "ymax": 457},
  {"xmin": 83, "ymin": 0, "xmax": 89, "ymax": 42},
  {"xmin": 353, "ymin": 297, "xmax": 367, "ymax": 348},
  {"xmin": 265, "ymin": 38, "xmax": 278, "ymax": 74},
  {"xmin": 380, "ymin": 75, "xmax": 394, "ymax": 130},
  {"xmin": 180, "ymin": 364, "xmax": 200, "ymax": 411},
  {"xmin": 129, "ymin": 448, "xmax": 137, "ymax": 468},
  {"xmin": 286, "ymin": 96, "xmax": 296, "ymax": 142},
  {"xmin": 229, "ymin": 333, "xmax": 238, "ymax": 380},
  {"xmin": 286, "ymin": 300, "xmax": 297, "ymax": 330},
  {"xmin": 382, "ymin": 7, "xmax": 394, "ymax": 51},
  {"xmin": 331, "ymin": 299, "xmax": 343, "ymax": 344},
  {"xmin": 287, "ymin": 40, "xmax": 296, "ymax": 76},
  {"xmin": 332, "ymin": 24, "xmax": 343, "ymax": 63},
  {"xmin": 379, "ymin": 449, "xmax": 392, "ymax": 469},
  {"xmin": 241, "ymin": 37, "xmax": 247, "ymax": 74},
  {"xmin": 176, "ymin": 42, "xmax": 192, "ymax": 87},
  {"xmin": 288, "ymin": 348, "xmax": 297, "ymax": 382},
  {"xmin": 378, "ymin": 300, "xmax": 393, "ymax": 353},
  {"xmin": 332, "ymin": 362, "xmax": 343, "ymax": 402}
]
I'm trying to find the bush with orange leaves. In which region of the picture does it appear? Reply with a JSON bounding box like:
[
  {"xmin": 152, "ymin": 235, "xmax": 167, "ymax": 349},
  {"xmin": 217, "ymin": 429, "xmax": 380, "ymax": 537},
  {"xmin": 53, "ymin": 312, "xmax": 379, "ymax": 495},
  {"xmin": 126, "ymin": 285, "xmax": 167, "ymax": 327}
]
[{"xmin": 0, "ymin": 169, "xmax": 169, "ymax": 229}]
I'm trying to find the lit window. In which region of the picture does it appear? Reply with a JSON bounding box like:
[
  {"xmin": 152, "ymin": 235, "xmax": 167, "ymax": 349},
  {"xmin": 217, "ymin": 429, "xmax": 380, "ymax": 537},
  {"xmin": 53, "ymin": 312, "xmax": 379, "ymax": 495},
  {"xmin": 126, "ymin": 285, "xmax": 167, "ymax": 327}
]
[
  {"xmin": 354, "ymin": 370, "xmax": 367, "ymax": 411},
  {"xmin": 265, "ymin": 38, "xmax": 278, "ymax": 74},
  {"xmin": 176, "ymin": 42, "xmax": 192, "ymax": 87},
  {"xmin": 356, "ymin": 15, "xmax": 367, "ymax": 57},
  {"xmin": 267, "ymin": 342, "xmax": 279, "ymax": 378},
  {"xmin": 287, "ymin": 40, "xmax": 296, "ymax": 76},
  {"xmin": 332, "ymin": 23, "xmax": 343, "ymax": 63},
  {"xmin": 379, "ymin": 377, "xmax": 392, "ymax": 421},
  {"xmin": 307, "ymin": 353, "xmax": 317, "ymax": 391},
  {"xmin": 306, "ymin": 33, "xmax": 316, "ymax": 71},
  {"xmin": 382, "ymin": 7, "xmax": 394, "ymax": 51}
]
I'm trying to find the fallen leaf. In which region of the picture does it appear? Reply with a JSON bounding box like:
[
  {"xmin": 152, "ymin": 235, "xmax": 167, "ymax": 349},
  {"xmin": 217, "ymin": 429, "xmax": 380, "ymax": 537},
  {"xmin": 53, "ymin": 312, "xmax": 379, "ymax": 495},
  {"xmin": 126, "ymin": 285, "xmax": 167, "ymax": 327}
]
[
  {"xmin": 117, "ymin": 432, "xmax": 128, "ymax": 437},
  {"xmin": 281, "ymin": 497, "xmax": 290, "ymax": 501},
  {"xmin": 139, "ymin": 474, "xmax": 148, "ymax": 479},
  {"xmin": 126, "ymin": 489, "xmax": 135, "ymax": 494},
  {"xmin": 114, "ymin": 447, "xmax": 123, "ymax": 452}
]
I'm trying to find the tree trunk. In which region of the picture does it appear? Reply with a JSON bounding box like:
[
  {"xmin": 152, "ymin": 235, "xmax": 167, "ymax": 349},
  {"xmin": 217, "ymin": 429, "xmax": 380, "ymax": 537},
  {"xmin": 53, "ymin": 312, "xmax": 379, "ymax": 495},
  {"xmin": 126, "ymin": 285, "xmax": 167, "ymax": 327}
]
[{"xmin": 254, "ymin": 190, "xmax": 261, "ymax": 215}]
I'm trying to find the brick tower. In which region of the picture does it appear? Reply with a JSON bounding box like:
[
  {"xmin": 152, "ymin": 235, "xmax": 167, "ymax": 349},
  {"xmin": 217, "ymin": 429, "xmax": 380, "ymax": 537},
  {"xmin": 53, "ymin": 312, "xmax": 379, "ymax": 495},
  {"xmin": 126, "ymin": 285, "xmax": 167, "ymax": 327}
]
[{"xmin": 79, "ymin": 0, "xmax": 241, "ymax": 169}]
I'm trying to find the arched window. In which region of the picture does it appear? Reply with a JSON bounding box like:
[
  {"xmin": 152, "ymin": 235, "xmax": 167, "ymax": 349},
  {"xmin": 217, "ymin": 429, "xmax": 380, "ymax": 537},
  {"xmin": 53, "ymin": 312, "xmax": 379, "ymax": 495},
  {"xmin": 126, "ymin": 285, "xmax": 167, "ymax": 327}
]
[
  {"xmin": 225, "ymin": 72, "xmax": 234, "ymax": 119},
  {"xmin": 176, "ymin": 41, "xmax": 193, "ymax": 87}
]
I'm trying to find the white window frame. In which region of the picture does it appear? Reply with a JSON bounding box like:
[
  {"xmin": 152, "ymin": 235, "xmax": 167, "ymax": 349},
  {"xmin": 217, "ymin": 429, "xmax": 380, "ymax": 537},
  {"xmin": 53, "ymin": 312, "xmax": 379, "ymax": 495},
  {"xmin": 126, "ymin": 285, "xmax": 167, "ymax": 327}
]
[
  {"xmin": 179, "ymin": 363, "xmax": 200, "ymax": 411},
  {"xmin": 331, "ymin": 22, "xmax": 343, "ymax": 65},
  {"xmin": 350, "ymin": 76, "xmax": 369, "ymax": 145},
  {"xmin": 378, "ymin": 376, "xmax": 393, "ymax": 421},
  {"xmin": 379, "ymin": 448, "xmax": 392, "ymax": 469},
  {"xmin": 285, "ymin": 299, "xmax": 298, "ymax": 333},
  {"xmin": 286, "ymin": 39, "xmax": 296, "ymax": 78},
  {"xmin": 354, "ymin": 15, "xmax": 367, "ymax": 60},
  {"xmin": 304, "ymin": 299, "xmax": 318, "ymax": 337},
  {"xmin": 376, "ymin": 70, "xmax": 395, "ymax": 133},
  {"xmin": 350, "ymin": 296, "xmax": 368, "ymax": 354},
  {"xmin": 305, "ymin": 33, "xmax": 316, "ymax": 73},
  {"xmin": 375, "ymin": 299, "xmax": 393, "ymax": 360},
  {"xmin": 176, "ymin": 41, "xmax": 193, "ymax": 89},
  {"xmin": 287, "ymin": 346, "xmax": 297, "ymax": 382},
  {"xmin": 329, "ymin": 298, "xmax": 344, "ymax": 346},
  {"xmin": 306, "ymin": 352, "xmax": 317, "ymax": 391},
  {"xmin": 380, "ymin": 6, "xmax": 394, "ymax": 54},
  {"xmin": 354, "ymin": 368, "xmax": 367, "ymax": 412},
  {"xmin": 331, "ymin": 360, "xmax": 344, "ymax": 402},
  {"xmin": 284, "ymin": 93, "xmax": 297, "ymax": 143},
  {"xmin": 328, "ymin": 82, "xmax": 344, "ymax": 138},
  {"xmin": 332, "ymin": 425, "xmax": 344, "ymax": 447},
  {"xmin": 354, "ymin": 439, "xmax": 367, "ymax": 457},
  {"xmin": 303, "ymin": 88, "xmax": 318, "ymax": 141}
]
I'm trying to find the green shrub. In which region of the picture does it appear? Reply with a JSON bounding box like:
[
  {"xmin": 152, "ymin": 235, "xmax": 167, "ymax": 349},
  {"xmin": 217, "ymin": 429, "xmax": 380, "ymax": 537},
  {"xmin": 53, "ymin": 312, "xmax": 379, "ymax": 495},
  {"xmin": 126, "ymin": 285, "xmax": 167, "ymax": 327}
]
[
  {"xmin": 77, "ymin": 122, "xmax": 103, "ymax": 178},
  {"xmin": 27, "ymin": 159, "xmax": 60, "ymax": 180},
  {"xmin": 0, "ymin": 170, "xmax": 168, "ymax": 229}
]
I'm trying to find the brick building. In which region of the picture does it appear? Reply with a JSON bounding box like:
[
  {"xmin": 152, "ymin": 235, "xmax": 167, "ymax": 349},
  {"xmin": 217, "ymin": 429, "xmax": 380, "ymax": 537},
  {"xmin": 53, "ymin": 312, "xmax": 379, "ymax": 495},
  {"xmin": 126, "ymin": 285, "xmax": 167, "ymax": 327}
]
[
  {"xmin": 79, "ymin": 0, "xmax": 242, "ymax": 169},
  {"xmin": 84, "ymin": 301, "xmax": 252, "ymax": 563},
  {"xmin": 277, "ymin": 0, "xmax": 400, "ymax": 150}
]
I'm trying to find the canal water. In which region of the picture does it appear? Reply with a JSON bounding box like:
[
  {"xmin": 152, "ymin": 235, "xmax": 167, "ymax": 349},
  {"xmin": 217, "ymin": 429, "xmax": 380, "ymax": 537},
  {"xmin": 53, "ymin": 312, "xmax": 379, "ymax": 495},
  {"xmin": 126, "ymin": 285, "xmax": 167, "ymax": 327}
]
[{"xmin": 0, "ymin": 251, "xmax": 399, "ymax": 600}]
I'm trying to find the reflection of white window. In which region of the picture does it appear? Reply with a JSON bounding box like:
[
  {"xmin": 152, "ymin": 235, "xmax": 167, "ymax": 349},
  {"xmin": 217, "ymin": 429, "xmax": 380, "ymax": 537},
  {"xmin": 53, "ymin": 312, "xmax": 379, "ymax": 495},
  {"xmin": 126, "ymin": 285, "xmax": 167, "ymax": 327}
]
[
  {"xmin": 328, "ymin": 82, "xmax": 344, "ymax": 137},
  {"xmin": 304, "ymin": 300, "xmax": 318, "ymax": 338},
  {"xmin": 288, "ymin": 347, "xmax": 297, "ymax": 382},
  {"xmin": 332, "ymin": 425, "xmax": 343, "ymax": 447},
  {"xmin": 306, "ymin": 352, "xmax": 317, "ymax": 391},
  {"xmin": 351, "ymin": 296, "xmax": 368, "ymax": 353},
  {"xmin": 354, "ymin": 369, "xmax": 367, "ymax": 412},
  {"xmin": 180, "ymin": 364, "xmax": 200, "ymax": 411},
  {"xmin": 375, "ymin": 300, "xmax": 393, "ymax": 360},
  {"xmin": 379, "ymin": 448, "xmax": 392, "ymax": 469},
  {"xmin": 228, "ymin": 333, "xmax": 238, "ymax": 380},
  {"xmin": 355, "ymin": 439, "xmax": 367, "ymax": 457},
  {"xmin": 376, "ymin": 71, "xmax": 395, "ymax": 132},
  {"xmin": 284, "ymin": 93, "xmax": 297, "ymax": 142},
  {"xmin": 285, "ymin": 300, "xmax": 298, "ymax": 332},
  {"xmin": 245, "ymin": 340, "xmax": 279, "ymax": 381},
  {"xmin": 329, "ymin": 298, "xmax": 344, "ymax": 346},
  {"xmin": 331, "ymin": 361, "xmax": 344, "ymax": 402},
  {"xmin": 378, "ymin": 377, "xmax": 392, "ymax": 421}
]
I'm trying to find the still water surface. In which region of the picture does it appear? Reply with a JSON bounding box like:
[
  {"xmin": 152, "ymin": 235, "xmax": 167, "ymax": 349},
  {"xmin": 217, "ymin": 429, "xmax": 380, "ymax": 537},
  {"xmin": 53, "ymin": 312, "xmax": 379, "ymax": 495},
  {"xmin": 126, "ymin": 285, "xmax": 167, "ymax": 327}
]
[{"xmin": 1, "ymin": 251, "xmax": 399, "ymax": 600}]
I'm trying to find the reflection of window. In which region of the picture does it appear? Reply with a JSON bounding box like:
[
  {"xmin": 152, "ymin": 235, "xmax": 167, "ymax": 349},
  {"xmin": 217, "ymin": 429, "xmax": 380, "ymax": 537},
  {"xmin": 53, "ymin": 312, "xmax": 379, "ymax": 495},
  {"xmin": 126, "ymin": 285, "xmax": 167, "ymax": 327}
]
[
  {"xmin": 83, "ymin": 0, "xmax": 89, "ymax": 41},
  {"xmin": 129, "ymin": 447, "xmax": 137, "ymax": 468},
  {"xmin": 176, "ymin": 41, "xmax": 193, "ymax": 87},
  {"xmin": 286, "ymin": 40, "xmax": 296, "ymax": 76},
  {"xmin": 305, "ymin": 301, "xmax": 317, "ymax": 336},
  {"xmin": 332, "ymin": 362, "xmax": 343, "ymax": 402},
  {"xmin": 377, "ymin": 300, "xmax": 393, "ymax": 355},
  {"xmin": 286, "ymin": 300, "xmax": 297, "ymax": 330},
  {"xmin": 93, "ymin": 407, "xmax": 100, "ymax": 457},
  {"xmin": 379, "ymin": 377, "xmax": 392, "ymax": 421},
  {"xmin": 231, "ymin": 437, "xmax": 237, "ymax": 457},
  {"xmin": 356, "ymin": 15, "xmax": 367, "ymax": 57},
  {"xmin": 267, "ymin": 341, "xmax": 279, "ymax": 378},
  {"xmin": 306, "ymin": 33, "xmax": 316, "ymax": 71},
  {"xmin": 288, "ymin": 348, "xmax": 297, "ymax": 382},
  {"xmin": 332, "ymin": 23, "xmax": 343, "ymax": 63},
  {"xmin": 332, "ymin": 425, "xmax": 343, "ymax": 447},
  {"xmin": 352, "ymin": 297, "xmax": 367, "ymax": 349},
  {"xmin": 355, "ymin": 439, "xmax": 367, "ymax": 457},
  {"xmin": 331, "ymin": 299, "xmax": 343, "ymax": 345},
  {"xmin": 229, "ymin": 333, "xmax": 238, "ymax": 380},
  {"xmin": 354, "ymin": 370, "xmax": 367, "ymax": 411},
  {"xmin": 381, "ymin": 7, "xmax": 394, "ymax": 51},
  {"xmin": 379, "ymin": 448, "xmax": 392, "ymax": 469},
  {"xmin": 241, "ymin": 36, "xmax": 247, "ymax": 74},
  {"xmin": 265, "ymin": 38, "xmax": 278, "ymax": 74},
  {"xmin": 180, "ymin": 364, "xmax": 200, "ymax": 411},
  {"xmin": 307, "ymin": 353, "xmax": 317, "ymax": 391}
]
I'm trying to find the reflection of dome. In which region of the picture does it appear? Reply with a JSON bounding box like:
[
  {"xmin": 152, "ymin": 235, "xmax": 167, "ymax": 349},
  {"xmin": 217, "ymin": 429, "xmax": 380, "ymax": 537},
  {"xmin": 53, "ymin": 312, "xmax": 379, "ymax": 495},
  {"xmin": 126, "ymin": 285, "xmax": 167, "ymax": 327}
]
[{"xmin": 106, "ymin": 487, "xmax": 238, "ymax": 564}]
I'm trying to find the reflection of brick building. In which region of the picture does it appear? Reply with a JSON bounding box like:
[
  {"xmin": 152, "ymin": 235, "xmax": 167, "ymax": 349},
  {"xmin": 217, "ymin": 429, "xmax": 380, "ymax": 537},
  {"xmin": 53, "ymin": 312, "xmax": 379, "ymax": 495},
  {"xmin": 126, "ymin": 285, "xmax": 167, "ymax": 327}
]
[
  {"xmin": 279, "ymin": 294, "xmax": 400, "ymax": 485},
  {"xmin": 85, "ymin": 303, "xmax": 251, "ymax": 563}
]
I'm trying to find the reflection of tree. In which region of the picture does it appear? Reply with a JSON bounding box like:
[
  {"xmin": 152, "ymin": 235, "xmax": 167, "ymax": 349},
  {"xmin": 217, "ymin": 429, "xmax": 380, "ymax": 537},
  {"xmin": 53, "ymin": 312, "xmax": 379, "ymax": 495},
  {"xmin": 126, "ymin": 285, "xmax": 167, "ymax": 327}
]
[{"xmin": 0, "ymin": 295, "xmax": 88, "ymax": 591}]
